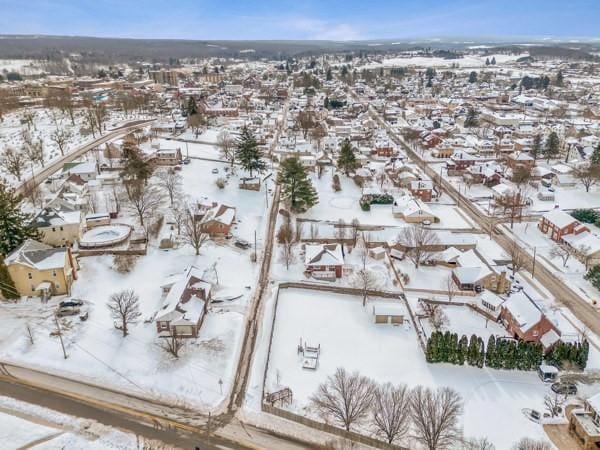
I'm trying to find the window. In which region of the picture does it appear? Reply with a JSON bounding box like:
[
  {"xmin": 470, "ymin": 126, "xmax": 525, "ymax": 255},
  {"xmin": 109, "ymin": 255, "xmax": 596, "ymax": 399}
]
[
  {"xmin": 52, "ymin": 227, "xmax": 56, "ymax": 232},
  {"xmin": 31, "ymin": 285, "xmax": 35, "ymax": 292},
  {"xmin": 52, "ymin": 270, "xmax": 57, "ymax": 277},
  {"xmin": 27, "ymin": 272, "xmax": 32, "ymax": 279},
  {"xmin": 60, "ymin": 226, "xmax": 64, "ymax": 231}
]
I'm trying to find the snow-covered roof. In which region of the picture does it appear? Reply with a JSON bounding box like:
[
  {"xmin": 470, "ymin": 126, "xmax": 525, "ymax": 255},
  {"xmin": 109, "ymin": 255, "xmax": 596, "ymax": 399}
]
[
  {"xmin": 542, "ymin": 209, "xmax": 577, "ymax": 229},
  {"xmin": 305, "ymin": 244, "xmax": 344, "ymax": 267},
  {"xmin": 372, "ymin": 303, "xmax": 405, "ymax": 317},
  {"xmin": 502, "ymin": 292, "xmax": 542, "ymax": 332},
  {"xmin": 5, "ymin": 239, "xmax": 68, "ymax": 271},
  {"xmin": 540, "ymin": 329, "xmax": 560, "ymax": 349}
]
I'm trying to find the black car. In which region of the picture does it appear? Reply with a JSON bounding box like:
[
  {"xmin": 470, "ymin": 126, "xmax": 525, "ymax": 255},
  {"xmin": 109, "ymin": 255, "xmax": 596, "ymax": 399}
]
[
  {"xmin": 234, "ymin": 239, "xmax": 251, "ymax": 249},
  {"xmin": 551, "ymin": 382, "xmax": 577, "ymax": 395},
  {"xmin": 60, "ymin": 299, "xmax": 84, "ymax": 308}
]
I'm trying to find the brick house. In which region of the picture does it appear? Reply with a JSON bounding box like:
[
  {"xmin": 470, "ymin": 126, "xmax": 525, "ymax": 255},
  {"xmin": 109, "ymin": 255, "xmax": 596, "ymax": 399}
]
[
  {"xmin": 409, "ymin": 180, "xmax": 434, "ymax": 202},
  {"xmin": 538, "ymin": 209, "xmax": 588, "ymax": 242},
  {"xmin": 304, "ymin": 244, "xmax": 344, "ymax": 278},
  {"xmin": 506, "ymin": 151, "xmax": 535, "ymax": 172},
  {"xmin": 200, "ymin": 203, "xmax": 236, "ymax": 237},
  {"xmin": 155, "ymin": 148, "xmax": 182, "ymax": 166},
  {"xmin": 155, "ymin": 266, "xmax": 212, "ymax": 338},
  {"xmin": 500, "ymin": 292, "xmax": 559, "ymax": 342}
]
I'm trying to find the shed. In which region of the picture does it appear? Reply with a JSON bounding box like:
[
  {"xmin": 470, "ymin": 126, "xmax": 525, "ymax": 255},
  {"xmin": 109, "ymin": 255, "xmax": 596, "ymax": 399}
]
[
  {"xmin": 369, "ymin": 247, "xmax": 386, "ymax": 260},
  {"xmin": 538, "ymin": 364, "xmax": 559, "ymax": 382},
  {"xmin": 372, "ymin": 303, "xmax": 404, "ymax": 324}
]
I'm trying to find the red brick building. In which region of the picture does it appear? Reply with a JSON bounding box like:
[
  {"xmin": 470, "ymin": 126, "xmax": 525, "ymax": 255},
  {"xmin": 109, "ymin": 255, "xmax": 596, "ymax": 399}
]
[
  {"xmin": 538, "ymin": 209, "xmax": 588, "ymax": 242},
  {"xmin": 304, "ymin": 244, "xmax": 344, "ymax": 278},
  {"xmin": 500, "ymin": 292, "xmax": 559, "ymax": 343}
]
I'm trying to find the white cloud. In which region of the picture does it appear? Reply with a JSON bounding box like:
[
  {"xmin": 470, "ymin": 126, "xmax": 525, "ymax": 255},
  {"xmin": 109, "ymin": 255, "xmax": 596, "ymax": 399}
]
[{"xmin": 285, "ymin": 17, "xmax": 362, "ymax": 41}]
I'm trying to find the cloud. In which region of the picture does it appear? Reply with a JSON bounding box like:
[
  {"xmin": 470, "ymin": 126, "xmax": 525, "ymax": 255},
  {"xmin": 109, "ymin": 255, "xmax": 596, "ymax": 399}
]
[{"xmin": 284, "ymin": 17, "xmax": 362, "ymax": 41}]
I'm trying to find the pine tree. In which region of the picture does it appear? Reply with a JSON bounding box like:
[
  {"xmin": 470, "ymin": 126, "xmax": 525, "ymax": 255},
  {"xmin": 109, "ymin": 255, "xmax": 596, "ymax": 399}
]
[
  {"xmin": 277, "ymin": 158, "xmax": 318, "ymax": 213},
  {"xmin": 486, "ymin": 335, "xmax": 496, "ymax": 368},
  {"xmin": 505, "ymin": 341, "xmax": 517, "ymax": 370},
  {"xmin": 585, "ymin": 265, "xmax": 600, "ymax": 291},
  {"xmin": 0, "ymin": 256, "xmax": 18, "ymax": 300},
  {"xmin": 326, "ymin": 67, "xmax": 332, "ymax": 81},
  {"xmin": 236, "ymin": 126, "xmax": 266, "ymax": 177},
  {"xmin": 531, "ymin": 134, "xmax": 542, "ymax": 162},
  {"xmin": 477, "ymin": 337, "xmax": 485, "ymax": 368},
  {"xmin": 187, "ymin": 96, "xmax": 198, "ymax": 116},
  {"xmin": 485, "ymin": 57, "xmax": 490, "ymax": 66},
  {"xmin": 426, "ymin": 334, "xmax": 435, "ymax": 363},
  {"xmin": 464, "ymin": 107, "xmax": 479, "ymax": 128},
  {"xmin": 337, "ymin": 140, "xmax": 357, "ymax": 175},
  {"xmin": 0, "ymin": 181, "xmax": 40, "ymax": 256},
  {"xmin": 516, "ymin": 340, "xmax": 528, "ymax": 370},
  {"xmin": 579, "ymin": 340, "xmax": 590, "ymax": 370},
  {"xmin": 543, "ymin": 132, "xmax": 560, "ymax": 163},
  {"xmin": 591, "ymin": 143, "xmax": 600, "ymax": 166},
  {"xmin": 555, "ymin": 70, "xmax": 564, "ymax": 87},
  {"xmin": 491, "ymin": 57, "xmax": 496, "ymax": 65},
  {"xmin": 467, "ymin": 334, "xmax": 478, "ymax": 366},
  {"xmin": 449, "ymin": 333, "xmax": 459, "ymax": 364},
  {"xmin": 468, "ymin": 71, "xmax": 478, "ymax": 83},
  {"xmin": 458, "ymin": 335, "xmax": 468, "ymax": 365}
]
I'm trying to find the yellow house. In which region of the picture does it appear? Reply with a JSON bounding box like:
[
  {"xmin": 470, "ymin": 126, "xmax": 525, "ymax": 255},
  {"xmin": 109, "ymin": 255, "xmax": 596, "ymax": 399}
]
[
  {"xmin": 5, "ymin": 240, "xmax": 78, "ymax": 298},
  {"xmin": 31, "ymin": 207, "xmax": 82, "ymax": 247}
]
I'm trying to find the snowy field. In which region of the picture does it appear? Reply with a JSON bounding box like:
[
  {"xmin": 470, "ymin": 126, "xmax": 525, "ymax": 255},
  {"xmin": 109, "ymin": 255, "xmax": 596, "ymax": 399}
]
[
  {"xmin": 0, "ymin": 158, "xmax": 272, "ymax": 411},
  {"xmin": 361, "ymin": 53, "xmax": 529, "ymax": 69},
  {"xmin": 266, "ymin": 288, "xmax": 552, "ymax": 448}
]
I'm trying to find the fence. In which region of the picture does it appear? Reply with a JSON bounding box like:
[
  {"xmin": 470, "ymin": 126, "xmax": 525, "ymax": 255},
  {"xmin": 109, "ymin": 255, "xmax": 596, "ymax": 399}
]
[{"xmin": 261, "ymin": 282, "xmax": 411, "ymax": 450}]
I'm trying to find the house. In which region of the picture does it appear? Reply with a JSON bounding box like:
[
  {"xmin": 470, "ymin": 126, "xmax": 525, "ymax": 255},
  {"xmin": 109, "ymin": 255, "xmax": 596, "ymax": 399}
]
[
  {"xmin": 451, "ymin": 250, "xmax": 508, "ymax": 294},
  {"xmin": 304, "ymin": 244, "xmax": 344, "ymax": 278},
  {"xmin": 155, "ymin": 148, "xmax": 182, "ymax": 166},
  {"xmin": 392, "ymin": 196, "xmax": 439, "ymax": 223},
  {"xmin": 200, "ymin": 203, "xmax": 236, "ymax": 236},
  {"xmin": 372, "ymin": 303, "xmax": 405, "ymax": 324},
  {"xmin": 62, "ymin": 162, "xmax": 97, "ymax": 181},
  {"xmin": 569, "ymin": 393, "xmax": 600, "ymax": 450},
  {"xmin": 409, "ymin": 180, "xmax": 434, "ymax": 202},
  {"xmin": 499, "ymin": 292, "xmax": 559, "ymax": 343},
  {"xmin": 30, "ymin": 207, "xmax": 82, "ymax": 247},
  {"xmin": 155, "ymin": 266, "xmax": 212, "ymax": 338},
  {"xmin": 562, "ymin": 231, "xmax": 600, "ymax": 268},
  {"xmin": 506, "ymin": 151, "xmax": 535, "ymax": 172},
  {"xmin": 5, "ymin": 239, "xmax": 78, "ymax": 298},
  {"xmin": 476, "ymin": 290, "xmax": 505, "ymax": 320},
  {"xmin": 538, "ymin": 209, "xmax": 588, "ymax": 242}
]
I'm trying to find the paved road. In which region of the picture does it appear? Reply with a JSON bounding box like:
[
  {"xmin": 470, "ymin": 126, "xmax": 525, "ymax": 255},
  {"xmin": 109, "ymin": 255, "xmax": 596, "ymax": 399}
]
[
  {"xmin": 0, "ymin": 361, "xmax": 307, "ymax": 450},
  {"xmin": 15, "ymin": 119, "xmax": 154, "ymax": 197},
  {"xmin": 355, "ymin": 92, "xmax": 600, "ymax": 336}
]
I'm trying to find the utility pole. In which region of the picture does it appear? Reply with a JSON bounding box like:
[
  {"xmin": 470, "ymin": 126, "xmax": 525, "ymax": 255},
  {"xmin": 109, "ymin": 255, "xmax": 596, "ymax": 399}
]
[
  {"xmin": 54, "ymin": 314, "xmax": 68, "ymax": 359},
  {"xmin": 532, "ymin": 246, "xmax": 537, "ymax": 278}
]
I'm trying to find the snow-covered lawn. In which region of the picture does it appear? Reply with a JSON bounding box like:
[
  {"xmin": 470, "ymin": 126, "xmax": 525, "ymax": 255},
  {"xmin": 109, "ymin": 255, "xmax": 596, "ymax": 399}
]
[
  {"xmin": 0, "ymin": 410, "xmax": 58, "ymax": 448},
  {"xmin": 301, "ymin": 167, "xmax": 471, "ymax": 229},
  {"xmin": 266, "ymin": 288, "xmax": 551, "ymax": 448},
  {"xmin": 0, "ymin": 158, "xmax": 272, "ymax": 411}
]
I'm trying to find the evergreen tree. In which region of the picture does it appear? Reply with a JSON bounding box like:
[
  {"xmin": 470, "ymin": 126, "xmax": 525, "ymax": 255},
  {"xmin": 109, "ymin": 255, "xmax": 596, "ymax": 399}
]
[
  {"xmin": 0, "ymin": 256, "xmax": 18, "ymax": 299},
  {"xmin": 555, "ymin": 70, "xmax": 564, "ymax": 86},
  {"xmin": 543, "ymin": 132, "xmax": 560, "ymax": 163},
  {"xmin": 337, "ymin": 140, "xmax": 357, "ymax": 175},
  {"xmin": 442, "ymin": 331, "xmax": 452, "ymax": 363},
  {"xmin": 468, "ymin": 71, "xmax": 478, "ymax": 83},
  {"xmin": 485, "ymin": 57, "xmax": 490, "ymax": 66},
  {"xmin": 277, "ymin": 158, "xmax": 318, "ymax": 213},
  {"xmin": 505, "ymin": 341, "xmax": 517, "ymax": 370},
  {"xmin": 467, "ymin": 334, "xmax": 479, "ymax": 366},
  {"xmin": 458, "ymin": 335, "xmax": 468, "ymax": 365},
  {"xmin": 579, "ymin": 340, "xmax": 590, "ymax": 370},
  {"xmin": 236, "ymin": 126, "xmax": 266, "ymax": 177},
  {"xmin": 591, "ymin": 143, "xmax": 600, "ymax": 166},
  {"xmin": 516, "ymin": 341, "xmax": 528, "ymax": 370},
  {"xmin": 324, "ymin": 96, "xmax": 330, "ymax": 109},
  {"xmin": 491, "ymin": 57, "xmax": 496, "ymax": 65},
  {"xmin": 477, "ymin": 337, "xmax": 485, "ymax": 368},
  {"xmin": 464, "ymin": 107, "xmax": 479, "ymax": 128},
  {"xmin": 585, "ymin": 265, "xmax": 600, "ymax": 291},
  {"xmin": 326, "ymin": 67, "xmax": 332, "ymax": 81},
  {"xmin": 531, "ymin": 134, "xmax": 542, "ymax": 162},
  {"xmin": 426, "ymin": 333, "xmax": 436, "ymax": 363},
  {"xmin": 486, "ymin": 335, "xmax": 497, "ymax": 368},
  {"xmin": 0, "ymin": 181, "xmax": 40, "ymax": 256},
  {"xmin": 449, "ymin": 333, "xmax": 459, "ymax": 364},
  {"xmin": 187, "ymin": 96, "xmax": 198, "ymax": 116}
]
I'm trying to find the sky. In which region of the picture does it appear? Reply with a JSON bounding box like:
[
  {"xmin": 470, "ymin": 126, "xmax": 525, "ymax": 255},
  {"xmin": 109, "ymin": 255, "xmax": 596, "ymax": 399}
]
[{"xmin": 0, "ymin": 0, "xmax": 599, "ymax": 41}]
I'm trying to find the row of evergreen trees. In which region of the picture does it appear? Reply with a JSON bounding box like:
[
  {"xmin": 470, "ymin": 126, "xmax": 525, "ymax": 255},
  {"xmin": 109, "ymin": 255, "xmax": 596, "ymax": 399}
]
[
  {"xmin": 546, "ymin": 340, "xmax": 589, "ymax": 370},
  {"xmin": 426, "ymin": 332, "xmax": 544, "ymax": 371}
]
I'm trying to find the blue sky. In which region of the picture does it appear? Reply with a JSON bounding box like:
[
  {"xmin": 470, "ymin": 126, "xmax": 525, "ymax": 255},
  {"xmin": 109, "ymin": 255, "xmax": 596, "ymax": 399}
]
[{"xmin": 0, "ymin": 0, "xmax": 598, "ymax": 40}]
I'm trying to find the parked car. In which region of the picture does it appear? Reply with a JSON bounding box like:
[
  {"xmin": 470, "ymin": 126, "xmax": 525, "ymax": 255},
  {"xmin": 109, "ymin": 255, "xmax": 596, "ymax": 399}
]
[
  {"xmin": 551, "ymin": 382, "xmax": 577, "ymax": 395},
  {"xmin": 235, "ymin": 239, "xmax": 251, "ymax": 249},
  {"xmin": 56, "ymin": 306, "xmax": 80, "ymax": 317},
  {"xmin": 182, "ymin": 158, "xmax": 191, "ymax": 165},
  {"xmin": 59, "ymin": 299, "xmax": 84, "ymax": 308},
  {"xmin": 212, "ymin": 168, "xmax": 219, "ymax": 174}
]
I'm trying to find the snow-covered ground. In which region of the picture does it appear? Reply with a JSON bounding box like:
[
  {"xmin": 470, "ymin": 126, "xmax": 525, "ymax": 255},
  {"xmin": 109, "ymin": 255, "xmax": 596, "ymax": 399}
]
[
  {"xmin": 265, "ymin": 288, "xmax": 552, "ymax": 449},
  {"xmin": 361, "ymin": 53, "xmax": 529, "ymax": 69},
  {"xmin": 0, "ymin": 158, "xmax": 272, "ymax": 411}
]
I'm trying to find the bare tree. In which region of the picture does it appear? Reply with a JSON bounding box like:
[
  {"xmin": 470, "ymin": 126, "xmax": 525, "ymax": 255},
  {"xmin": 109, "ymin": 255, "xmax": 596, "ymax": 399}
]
[
  {"xmin": 335, "ymin": 219, "xmax": 347, "ymax": 248},
  {"xmin": 410, "ymin": 386, "xmax": 463, "ymax": 450},
  {"xmin": 549, "ymin": 242, "xmax": 572, "ymax": 268},
  {"xmin": 23, "ymin": 140, "xmax": 45, "ymax": 167},
  {"xmin": 310, "ymin": 367, "xmax": 376, "ymax": 432},
  {"xmin": 277, "ymin": 220, "xmax": 294, "ymax": 269},
  {"xmin": 445, "ymin": 275, "xmax": 458, "ymax": 302},
  {"xmin": 217, "ymin": 130, "xmax": 236, "ymax": 167},
  {"xmin": 463, "ymin": 437, "xmax": 496, "ymax": 450},
  {"xmin": 350, "ymin": 218, "xmax": 360, "ymax": 248},
  {"xmin": 187, "ymin": 113, "xmax": 204, "ymax": 137},
  {"xmin": 573, "ymin": 165, "xmax": 600, "ymax": 193},
  {"xmin": 1, "ymin": 147, "xmax": 26, "ymax": 181},
  {"xmin": 397, "ymin": 225, "xmax": 438, "ymax": 268},
  {"xmin": 124, "ymin": 181, "xmax": 165, "ymax": 230},
  {"xmin": 507, "ymin": 240, "xmax": 528, "ymax": 276},
  {"xmin": 371, "ymin": 383, "xmax": 412, "ymax": 444},
  {"xmin": 182, "ymin": 208, "xmax": 208, "ymax": 255},
  {"xmin": 107, "ymin": 289, "xmax": 142, "ymax": 337},
  {"xmin": 543, "ymin": 392, "xmax": 564, "ymax": 418},
  {"xmin": 50, "ymin": 128, "xmax": 72, "ymax": 156},
  {"xmin": 352, "ymin": 234, "xmax": 379, "ymax": 306},
  {"xmin": 512, "ymin": 438, "xmax": 552, "ymax": 450},
  {"xmin": 422, "ymin": 302, "xmax": 448, "ymax": 332},
  {"xmin": 297, "ymin": 110, "xmax": 317, "ymax": 139},
  {"xmin": 172, "ymin": 201, "xmax": 187, "ymax": 236},
  {"xmin": 160, "ymin": 329, "xmax": 185, "ymax": 358},
  {"xmin": 155, "ymin": 167, "xmax": 181, "ymax": 206}
]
